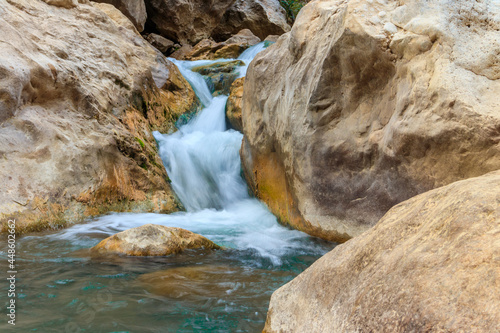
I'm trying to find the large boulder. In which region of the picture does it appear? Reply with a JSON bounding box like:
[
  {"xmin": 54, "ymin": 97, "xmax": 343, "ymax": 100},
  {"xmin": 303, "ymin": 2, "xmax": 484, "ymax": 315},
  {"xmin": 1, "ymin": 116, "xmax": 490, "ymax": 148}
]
[
  {"xmin": 144, "ymin": 0, "xmax": 289, "ymax": 44},
  {"xmin": 212, "ymin": 0, "xmax": 291, "ymax": 41},
  {"xmin": 264, "ymin": 170, "xmax": 500, "ymax": 332},
  {"xmin": 0, "ymin": 0, "xmax": 198, "ymax": 234},
  {"xmin": 144, "ymin": 0, "xmax": 236, "ymax": 45},
  {"xmin": 93, "ymin": 0, "xmax": 147, "ymax": 32},
  {"xmin": 241, "ymin": 0, "xmax": 500, "ymax": 242},
  {"xmin": 90, "ymin": 224, "xmax": 221, "ymax": 256}
]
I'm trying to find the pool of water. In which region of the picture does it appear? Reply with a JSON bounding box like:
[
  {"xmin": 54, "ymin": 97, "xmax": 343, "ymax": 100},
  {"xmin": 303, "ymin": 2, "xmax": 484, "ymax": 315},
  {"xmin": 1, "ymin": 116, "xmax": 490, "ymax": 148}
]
[{"xmin": 0, "ymin": 212, "xmax": 333, "ymax": 332}]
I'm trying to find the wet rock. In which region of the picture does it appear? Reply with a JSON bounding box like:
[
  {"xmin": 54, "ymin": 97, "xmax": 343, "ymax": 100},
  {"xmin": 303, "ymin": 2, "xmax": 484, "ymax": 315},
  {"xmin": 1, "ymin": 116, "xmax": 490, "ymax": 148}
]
[
  {"xmin": 94, "ymin": 0, "xmax": 147, "ymax": 32},
  {"xmin": 179, "ymin": 30, "xmax": 261, "ymax": 61},
  {"xmin": 226, "ymin": 77, "xmax": 244, "ymax": 132},
  {"xmin": 241, "ymin": 0, "xmax": 500, "ymax": 242},
  {"xmin": 192, "ymin": 60, "xmax": 244, "ymax": 95},
  {"xmin": 146, "ymin": 33, "xmax": 175, "ymax": 54},
  {"xmin": 264, "ymin": 170, "xmax": 500, "ymax": 332},
  {"xmin": 0, "ymin": 0, "xmax": 197, "ymax": 234},
  {"xmin": 91, "ymin": 224, "xmax": 221, "ymax": 256}
]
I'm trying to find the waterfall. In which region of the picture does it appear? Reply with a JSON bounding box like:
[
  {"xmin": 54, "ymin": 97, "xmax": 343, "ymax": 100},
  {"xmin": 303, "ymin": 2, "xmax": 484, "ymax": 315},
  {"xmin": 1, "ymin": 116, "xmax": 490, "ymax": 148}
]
[{"xmin": 155, "ymin": 43, "xmax": 267, "ymax": 211}]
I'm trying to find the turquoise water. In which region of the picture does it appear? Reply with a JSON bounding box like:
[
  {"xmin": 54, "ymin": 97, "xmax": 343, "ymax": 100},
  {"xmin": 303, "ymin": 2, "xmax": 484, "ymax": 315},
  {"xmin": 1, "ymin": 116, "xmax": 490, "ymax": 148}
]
[{"xmin": 0, "ymin": 221, "xmax": 333, "ymax": 332}]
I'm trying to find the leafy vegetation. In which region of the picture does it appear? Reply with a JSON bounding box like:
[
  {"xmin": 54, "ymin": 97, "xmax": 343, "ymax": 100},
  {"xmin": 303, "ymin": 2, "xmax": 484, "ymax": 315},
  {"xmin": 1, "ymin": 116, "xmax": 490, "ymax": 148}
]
[{"xmin": 280, "ymin": 0, "xmax": 308, "ymax": 23}]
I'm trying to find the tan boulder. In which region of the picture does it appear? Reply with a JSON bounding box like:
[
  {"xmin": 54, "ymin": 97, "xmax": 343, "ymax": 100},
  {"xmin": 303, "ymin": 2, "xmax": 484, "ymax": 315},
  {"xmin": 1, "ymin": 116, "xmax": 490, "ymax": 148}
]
[
  {"xmin": 212, "ymin": 0, "xmax": 290, "ymax": 41},
  {"xmin": 93, "ymin": 0, "xmax": 147, "ymax": 32},
  {"xmin": 0, "ymin": 0, "xmax": 197, "ymax": 234},
  {"xmin": 144, "ymin": 0, "xmax": 288, "ymax": 44},
  {"xmin": 91, "ymin": 224, "xmax": 221, "ymax": 256},
  {"xmin": 241, "ymin": 0, "xmax": 500, "ymax": 242},
  {"xmin": 144, "ymin": 0, "xmax": 236, "ymax": 45},
  {"xmin": 226, "ymin": 77, "xmax": 245, "ymax": 132},
  {"xmin": 264, "ymin": 170, "xmax": 500, "ymax": 332}
]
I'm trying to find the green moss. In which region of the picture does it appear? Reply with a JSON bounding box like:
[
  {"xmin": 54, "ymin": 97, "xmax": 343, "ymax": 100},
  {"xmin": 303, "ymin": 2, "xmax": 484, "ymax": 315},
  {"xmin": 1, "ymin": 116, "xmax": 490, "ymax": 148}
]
[{"xmin": 135, "ymin": 137, "xmax": 145, "ymax": 149}]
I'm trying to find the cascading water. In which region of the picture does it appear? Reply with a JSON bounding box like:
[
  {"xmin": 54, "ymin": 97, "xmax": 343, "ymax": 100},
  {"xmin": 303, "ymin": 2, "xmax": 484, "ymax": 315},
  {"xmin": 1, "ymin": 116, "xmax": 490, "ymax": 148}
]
[{"xmin": 0, "ymin": 43, "xmax": 334, "ymax": 333}]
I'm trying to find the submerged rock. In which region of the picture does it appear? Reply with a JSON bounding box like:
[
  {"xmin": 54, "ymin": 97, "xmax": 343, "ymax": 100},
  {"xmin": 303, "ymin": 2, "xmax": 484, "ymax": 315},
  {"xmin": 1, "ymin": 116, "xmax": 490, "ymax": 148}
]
[
  {"xmin": 0, "ymin": 0, "xmax": 197, "ymax": 233},
  {"xmin": 192, "ymin": 60, "xmax": 244, "ymax": 96},
  {"xmin": 264, "ymin": 170, "xmax": 500, "ymax": 332},
  {"xmin": 138, "ymin": 265, "xmax": 287, "ymax": 300},
  {"xmin": 226, "ymin": 77, "xmax": 245, "ymax": 132},
  {"xmin": 91, "ymin": 224, "xmax": 221, "ymax": 256},
  {"xmin": 241, "ymin": 0, "xmax": 500, "ymax": 242}
]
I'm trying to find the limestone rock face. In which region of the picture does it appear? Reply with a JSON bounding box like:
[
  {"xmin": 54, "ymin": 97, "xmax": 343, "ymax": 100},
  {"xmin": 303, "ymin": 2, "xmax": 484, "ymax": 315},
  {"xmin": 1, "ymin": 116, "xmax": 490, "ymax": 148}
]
[
  {"xmin": 226, "ymin": 77, "xmax": 245, "ymax": 132},
  {"xmin": 144, "ymin": 0, "xmax": 289, "ymax": 44},
  {"xmin": 212, "ymin": 0, "xmax": 291, "ymax": 41},
  {"xmin": 91, "ymin": 224, "xmax": 221, "ymax": 256},
  {"xmin": 241, "ymin": 0, "xmax": 500, "ymax": 242},
  {"xmin": 144, "ymin": 0, "xmax": 236, "ymax": 45},
  {"xmin": 0, "ymin": 0, "xmax": 198, "ymax": 233},
  {"xmin": 94, "ymin": 0, "xmax": 147, "ymax": 32},
  {"xmin": 264, "ymin": 170, "xmax": 500, "ymax": 332}
]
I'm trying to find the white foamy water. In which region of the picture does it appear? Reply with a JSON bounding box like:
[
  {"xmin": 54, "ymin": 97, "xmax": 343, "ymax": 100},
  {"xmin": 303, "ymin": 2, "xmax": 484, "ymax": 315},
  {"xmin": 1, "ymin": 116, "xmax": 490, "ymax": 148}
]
[{"xmin": 52, "ymin": 43, "xmax": 327, "ymax": 265}]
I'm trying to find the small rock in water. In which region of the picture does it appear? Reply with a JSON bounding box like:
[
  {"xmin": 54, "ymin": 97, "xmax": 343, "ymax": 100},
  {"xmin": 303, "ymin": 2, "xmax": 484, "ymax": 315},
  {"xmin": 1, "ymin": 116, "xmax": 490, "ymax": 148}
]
[
  {"xmin": 192, "ymin": 60, "xmax": 245, "ymax": 95},
  {"xmin": 90, "ymin": 224, "xmax": 221, "ymax": 257}
]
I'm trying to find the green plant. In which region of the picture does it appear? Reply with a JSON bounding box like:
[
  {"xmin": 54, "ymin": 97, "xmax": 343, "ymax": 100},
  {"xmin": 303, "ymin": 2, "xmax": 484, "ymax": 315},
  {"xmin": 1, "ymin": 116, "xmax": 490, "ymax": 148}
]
[
  {"xmin": 135, "ymin": 137, "xmax": 145, "ymax": 149},
  {"xmin": 280, "ymin": 0, "xmax": 307, "ymax": 23}
]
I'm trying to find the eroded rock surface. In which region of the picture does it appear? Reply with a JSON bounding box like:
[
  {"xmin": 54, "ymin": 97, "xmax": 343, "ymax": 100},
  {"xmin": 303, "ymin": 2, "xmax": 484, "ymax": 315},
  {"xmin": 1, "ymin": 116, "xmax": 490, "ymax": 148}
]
[
  {"xmin": 145, "ymin": 0, "xmax": 289, "ymax": 44},
  {"xmin": 145, "ymin": 0, "xmax": 236, "ymax": 45},
  {"xmin": 91, "ymin": 224, "xmax": 221, "ymax": 256},
  {"xmin": 264, "ymin": 170, "xmax": 500, "ymax": 332},
  {"xmin": 241, "ymin": 0, "xmax": 500, "ymax": 242},
  {"xmin": 94, "ymin": 0, "xmax": 147, "ymax": 32},
  {"xmin": 0, "ymin": 0, "xmax": 198, "ymax": 233},
  {"xmin": 212, "ymin": 0, "xmax": 291, "ymax": 41}
]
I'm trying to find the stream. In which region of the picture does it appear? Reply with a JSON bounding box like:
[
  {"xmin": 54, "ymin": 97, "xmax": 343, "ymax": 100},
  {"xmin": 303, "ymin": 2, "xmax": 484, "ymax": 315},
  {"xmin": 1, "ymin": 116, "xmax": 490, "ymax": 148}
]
[{"xmin": 0, "ymin": 43, "xmax": 334, "ymax": 332}]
